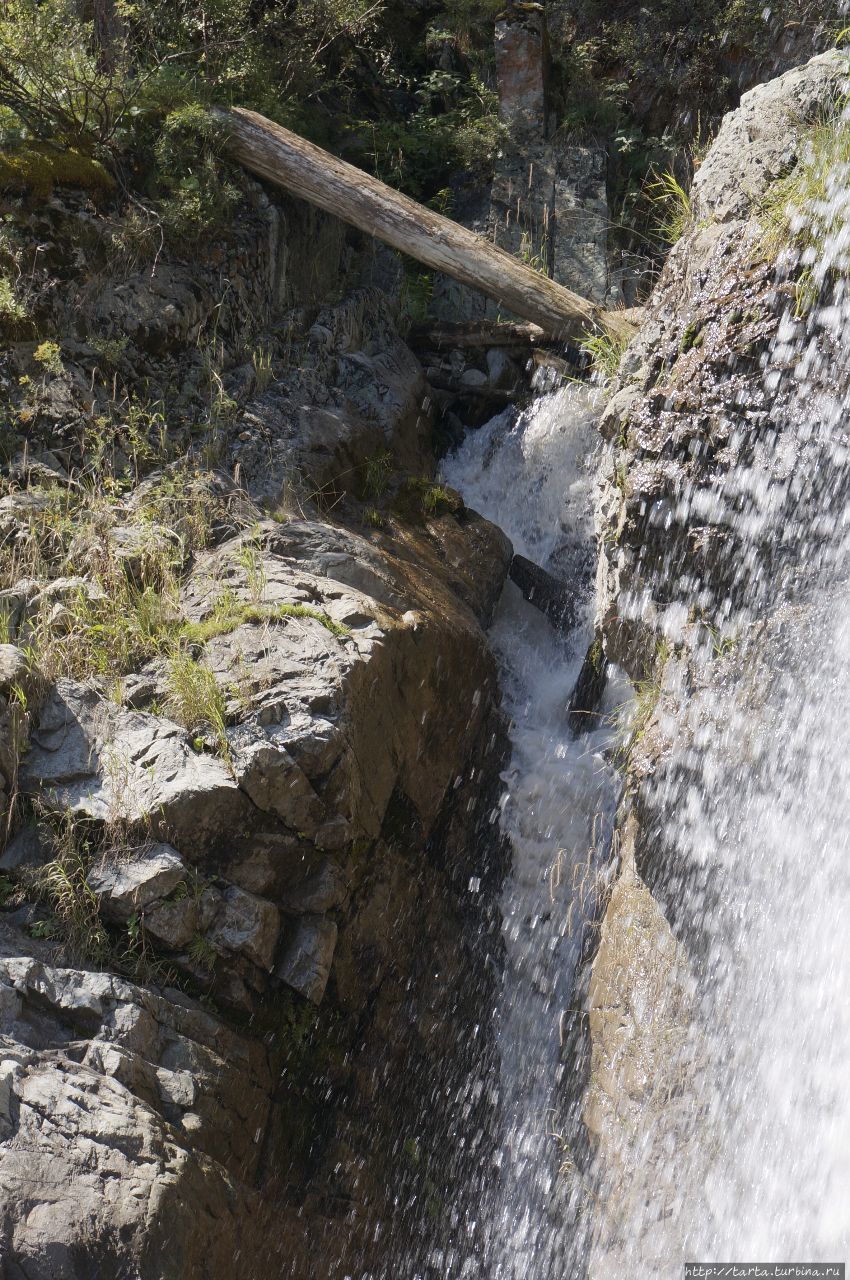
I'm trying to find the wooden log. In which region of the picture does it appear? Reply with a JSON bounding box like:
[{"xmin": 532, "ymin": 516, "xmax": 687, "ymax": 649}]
[
  {"xmin": 216, "ymin": 106, "xmax": 637, "ymax": 344},
  {"xmin": 408, "ymin": 320, "xmax": 549, "ymax": 350}
]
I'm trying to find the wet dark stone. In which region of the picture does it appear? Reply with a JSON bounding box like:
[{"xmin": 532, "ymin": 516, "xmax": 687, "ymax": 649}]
[{"xmin": 509, "ymin": 553, "xmax": 575, "ymax": 630}]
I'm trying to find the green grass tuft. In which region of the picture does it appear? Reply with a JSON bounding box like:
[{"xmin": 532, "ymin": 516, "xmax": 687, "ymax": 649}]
[{"xmin": 181, "ymin": 599, "xmax": 350, "ymax": 645}]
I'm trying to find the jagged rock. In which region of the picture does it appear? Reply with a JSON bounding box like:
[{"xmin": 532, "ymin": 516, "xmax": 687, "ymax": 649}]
[
  {"xmin": 222, "ymin": 831, "xmax": 325, "ymax": 898},
  {"xmin": 494, "ymin": 4, "xmax": 548, "ymax": 129},
  {"xmin": 0, "ymin": 579, "xmax": 40, "ymax": 641},
  {"xmin": 0, "ymin": 823, "xmax": 51, "ymax": 872},
  {"xmin": 228, "ymin": 727, "xmax": 332, "ymax": 839},
  {"xmin": 23, "ymin": 576, "xmax": 106, "ymax": 636},
  {"xmin": 87, "ymin": 844, "xmax": 187, "ymax": 921},
  {"xmin": 280, "ymin": 859, "xmax": 350, "ymax": 914},
  {"xmin": 144, "ymin": 896, "xmax": 199, "ymax": 951},
  {"xmin": 0, "ymin": 491, "xmax": 53, "ymax": 542},
  {"xmin": 207, "ymin": 885, "xmax": 280, "ymax": 971},
  {"xmin": 692, "ymin": 49, "xmax": 846, "ymax": 223},
  {"xmin": 19, "ymin": 681, "xmax": 249, "ymax": 856},
  {"xmin": 276, "ymin": 914, "xmax": 338, "ymax": 1004},
  {"xmin": 0, "ymin": 920, "xmax": 278, "ymax": 1276}
]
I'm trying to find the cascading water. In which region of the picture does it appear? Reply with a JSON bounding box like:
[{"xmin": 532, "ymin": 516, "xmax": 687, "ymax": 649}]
[
  {"xmin": 581, "ymin": 144, "xmax": 850, "ymax": 1273},
  {"xmin": 438, "ymin": 117, "xmax": 850, "ymax": 1277},
  {"xmin": 442, "ymin": 385, "xmax": 628, "ymax": 1278}
]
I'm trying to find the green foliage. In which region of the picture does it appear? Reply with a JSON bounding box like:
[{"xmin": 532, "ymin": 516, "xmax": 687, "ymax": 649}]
[
  {"xmin": 32, "ymin": 815, "xmax": 109, "ymax": 963},
  {"xmin": 152, "ymin": 103, "xmax": 241, "ymax": 242},
  {"xmin": 180, "ymin": 598, "xmax": 351, "ymax": 644},
  {"xmin": 0, "ymin": 144, "xmax": 115, "ymax": 199},
  {"xmin": 33, "ymin": 341, "xmax": 63, "ymax": 377},
  {"xmin": 188, "ymin": 931, "xmax": 218, "ymax": 972},
  {"xmin": 420, "ymin": 483, "xmax": 454, "ymax": 516},
  {"xmin": 0, "ymin": 0, "xmax": 138, "ymax": 149},
  {"xmin": 361, "ymin": 505, "xmax": 386, "ymax": 528},
  {"xmin": 362, "ymin": 449, "xmax": 393, "ymax": 501},
  {"xmin": 646, "ymin": 168, "xmax": 693, "ymax": 245},
  {"xmin": 580, "ymin": 326, "xmax": 628, "ymax": 383},
  {"xmin": 166, "ymin": 651, "xmax": 230, "ymax": 762},
  {"xmin": 354, "ymin": 73, "xmax": 506, "ymax": 199},
  {"xmin": 0, "ymin": 275, "xmax": 31, "ymax": 338},
  {"xmin": 761, "ymin": 110, "xmax": 850, "ymax": 294}
]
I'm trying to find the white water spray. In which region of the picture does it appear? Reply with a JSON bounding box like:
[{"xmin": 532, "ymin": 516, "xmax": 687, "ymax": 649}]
[{"xmin": 443, "ymin": 385, "xmax": 627, "ymax": 1278}]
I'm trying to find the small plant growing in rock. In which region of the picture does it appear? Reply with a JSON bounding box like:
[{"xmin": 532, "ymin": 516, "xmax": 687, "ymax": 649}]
[
  {"xmin": 421, "ymin": 483, "xmax": 453, "ymax": 517},
  {"xmin": 89, "ymin": 335, "xmax": 128, "ymax": 368},
  {"xmin": 363, "ymin": 449, "xmax": 393, "ymax": 500},
  {"xmin": 188, "ymin": 931, "xmax": 217, "ymax": 973},
  {"xmin": 252, "ymin": 346, "xmax": 274, "ymax": 393},
  {"xmin": 238, "ymin": 535, "xmax": 267, "ymax": 603},
  {"xmin": 0, "ymin": 276, "xmax": 31, "ymax": 338},
  {"xmin": 31, "ymin": 814, "xmax": 109, "ymax": 963},
  {"xmin": 33, "ymin": 340, "xmax": 63, "ymax": 378},
  {"xmin": 580, "ymin": 327, "xmax": 628, "ymax": 384},
  {"xmin": 646, "ymin": 168, "xmax": 693, "ymax": 246},
  {"xmin": 166, "ymin": 651, "xmax": 231, "ymax": 767},
  {"xmin": 362, "ymin": 505, "xmax": 386, "ymax": 529}
]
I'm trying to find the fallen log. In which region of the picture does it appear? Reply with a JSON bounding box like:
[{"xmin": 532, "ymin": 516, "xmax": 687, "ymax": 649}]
[
  {"xmin": 216, "ymin": 106, "xmax": 637, "ymax": 344},
  {"xmin": 408, "ymin": 320, "xmax": 549, "ymax": 350}
]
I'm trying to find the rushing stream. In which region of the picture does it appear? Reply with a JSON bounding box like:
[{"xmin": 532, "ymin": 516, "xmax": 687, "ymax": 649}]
[
  {"xmin": 440, "ymin": 203, "xmax": 850, "ymax": 1274},
  {"xmin": 443, "ymin": 385, "xmax": 627, "ymax": 1278}
]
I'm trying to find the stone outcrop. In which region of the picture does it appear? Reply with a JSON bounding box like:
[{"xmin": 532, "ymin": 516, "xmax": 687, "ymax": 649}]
[
  {"xmin": 0, "ymin": 170, "xmax": 513, "ymax": 1276},
  {"xmin": 576, "ymin": 48, "xmax": 848, "ymax": 1270}
]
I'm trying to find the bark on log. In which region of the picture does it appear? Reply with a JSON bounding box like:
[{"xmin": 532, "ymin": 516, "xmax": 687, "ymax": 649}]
[
  {"xmin": 409, "ymin": 320, "xmax": 549, "ymax": 349},
  {"xmin": 216, "ymin": 107, "xmax": 637, "ymax": 344}
]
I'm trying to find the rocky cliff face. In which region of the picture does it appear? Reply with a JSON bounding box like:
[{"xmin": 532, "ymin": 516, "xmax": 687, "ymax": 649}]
[
  {"xmin": 0, "ymin": 177, "xmax": 511, "ymax": 1276},
  {"xmin": 575, "ymin": 49, "xmax": 847, "ymax": 1274}
]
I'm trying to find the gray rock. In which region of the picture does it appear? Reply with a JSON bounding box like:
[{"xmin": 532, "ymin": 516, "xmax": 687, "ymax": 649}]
[
  {"xmin": 144, "ymin": 896, "xmax": 199, "ymax": 950},
  {"xmin": 280, "ymin": 860, "xmax": 350, "ymax": 915},
  {"xmin": 494, "ymin": 7, "xmax": 547, "ymax": 129},
  {"xmin": 88, "ymin": 844, "xmax": 187, "ymax": 921},
  {"xmin": 552, "ymin": 146, "xmax": 609, "ymax": 306},
  {"xmin": 0, "ymin": 579, "xmax": 40, "ymax": 641},
  {"xmin": 20, "ymin": 681, "xmax": 249, "ymax": 856},
  {"xmin": 692, "ymin": 50, "xmax": 846, "ymax": 223},
  {"xmin": 276, "ymin": 914, "xmax": 338, "ymax": 1005},
  {"xmin": 0, "ymin": 491, "xmax": 53, "ymax": 542},
  {"xmin": 107, "ymin": 522, "xmax": 181, "ymax": 583},
  {"xmin": 208, "ymin": 885, "xmax": 280, "ymax": 971},
  {"xmin": 486, "ymin": 348, "xmax": 520, "ymax": 390},
  {"xmin": 0, "ymin": 644, "xmax": 27, "ymax": 694},
  {"xmin": 510, "ymin": 554, "xmax": 575, "ymax": 630},
  {"xmin": 0, "ymin": 822, "xmax": 51, "ymax": 873},
  {"xmin": 0, "ymin": 920, "xmax": 276, "ymax": 1276},
  {"xmin": 229, "ymin": 729, "xmax": 329, "ymax": 836}
]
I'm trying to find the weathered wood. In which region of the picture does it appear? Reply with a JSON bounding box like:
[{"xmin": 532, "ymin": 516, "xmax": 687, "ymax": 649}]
[
  {"xmin": 216, "ymin": 106, "xmax": 637, "ymax": 344},
  {"xmin": 409, "ymin": 320, "xmax": 549, "ymax": 350}
]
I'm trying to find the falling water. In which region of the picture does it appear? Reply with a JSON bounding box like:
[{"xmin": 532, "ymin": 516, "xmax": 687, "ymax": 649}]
[
  {"xmin": 443, "ymin": 385, "xmax": 628, "ymax": 1278},
  {"xmin": 582, "ymin": 160, "xmax": 850, "ymax": 1272},
  {"xmin": 441, "ymin": 130, "xmax": 850, "ymax": 1276}
]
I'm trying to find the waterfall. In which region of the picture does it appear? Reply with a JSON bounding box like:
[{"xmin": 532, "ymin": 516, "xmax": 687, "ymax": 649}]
[
  {"xmin": 442, "ymin": 385, "xmax": 629, "ymax": 1278},
  {"xmin": 442, "ymin": 174, "xmax": 850, "ymax": 1273}
]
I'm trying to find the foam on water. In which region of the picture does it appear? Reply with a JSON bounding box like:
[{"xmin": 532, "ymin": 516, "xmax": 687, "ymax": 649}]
[{"xmin": 443, "ymin": 385, "xmax": 628, "ymax": 1278}]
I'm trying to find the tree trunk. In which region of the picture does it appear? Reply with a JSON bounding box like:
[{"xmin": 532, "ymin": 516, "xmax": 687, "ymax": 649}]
[{"xmin": 216, "ymin": 107, "xmax": 637, "ymax": 344}]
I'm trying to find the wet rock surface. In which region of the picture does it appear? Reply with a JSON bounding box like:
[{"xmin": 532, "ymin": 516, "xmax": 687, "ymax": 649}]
[{"xmin": 576, "ymin": 49, "xmax": 847, "ymax": 1265}]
